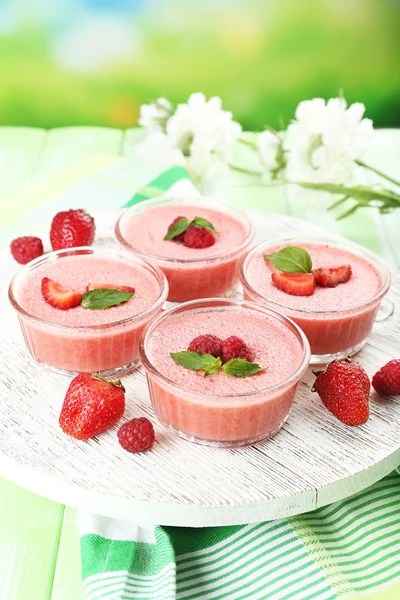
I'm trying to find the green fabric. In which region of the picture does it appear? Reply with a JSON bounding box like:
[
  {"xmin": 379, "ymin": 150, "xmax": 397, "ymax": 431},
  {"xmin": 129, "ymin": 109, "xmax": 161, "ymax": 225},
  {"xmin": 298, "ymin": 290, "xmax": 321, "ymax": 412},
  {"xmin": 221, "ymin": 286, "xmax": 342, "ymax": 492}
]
[{"xmin": 123, "ymin": 165, "xmax": 189, "ymax": 207}]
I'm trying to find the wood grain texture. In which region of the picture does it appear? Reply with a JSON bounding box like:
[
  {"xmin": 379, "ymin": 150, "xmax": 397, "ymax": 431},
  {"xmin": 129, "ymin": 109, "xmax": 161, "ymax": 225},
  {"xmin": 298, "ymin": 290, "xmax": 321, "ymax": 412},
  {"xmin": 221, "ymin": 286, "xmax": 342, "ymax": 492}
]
[{"xmin": 1, "ymin": 210, "xmax": 399, "ymax": 528}]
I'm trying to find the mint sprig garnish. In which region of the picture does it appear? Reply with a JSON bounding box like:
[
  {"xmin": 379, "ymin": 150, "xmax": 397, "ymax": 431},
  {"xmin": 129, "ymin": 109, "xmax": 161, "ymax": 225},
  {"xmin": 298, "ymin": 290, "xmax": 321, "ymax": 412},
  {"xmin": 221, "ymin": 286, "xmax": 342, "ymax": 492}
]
[
  {"xmin": 191, "ymin": 217, "xmax": 219, "ymax": 234},
  {"xmin": 163, "ymin": 218, "xmax": 191, "ymax": 240},
  {"xmin": 264, "ymin": 246, "xmax": 312, "ymax": 273},
  {"xmin": 81, "ymin": 288, "xmax": 135, "ymax": 310},
  {"xmin": 170, "ymin": 351, "xmax": 265, "ymax": 378},
  {"xmin": 164, "ymin": 216, "xmax": 219, "ymax": 240},
  {"xmin": 221, "ymin": 358, "xmax": 264, "ymax": 378}
]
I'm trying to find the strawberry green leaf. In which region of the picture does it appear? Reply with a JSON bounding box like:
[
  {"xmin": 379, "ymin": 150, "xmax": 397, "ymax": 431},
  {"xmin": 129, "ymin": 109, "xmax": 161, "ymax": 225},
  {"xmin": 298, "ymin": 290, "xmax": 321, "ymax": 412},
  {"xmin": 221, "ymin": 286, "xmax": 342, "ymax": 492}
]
[
  {"xmin": 191, "ymin": 217, "xmax": 219, "ymax": 234},
  {"xmin": 221, "ymin": 358, "xmax": 265, "ymax": 378},
  {"xmin": 264, "ymin": 246, "xmax": 312, "ymax": 273},
  {"xmin": 170, "ymin": 351, "xmax": 220, "ymax": 373},
  {"xmin": 81, "ymin": 288, "xmax": 134, "ymax": 310},
  {"xmin": 92, "ymin": 373, "xmax": 125, "ymax": 391},
  {"xmin": 164, "ymin": 218, "xmax": 191, "ymax": 240}
]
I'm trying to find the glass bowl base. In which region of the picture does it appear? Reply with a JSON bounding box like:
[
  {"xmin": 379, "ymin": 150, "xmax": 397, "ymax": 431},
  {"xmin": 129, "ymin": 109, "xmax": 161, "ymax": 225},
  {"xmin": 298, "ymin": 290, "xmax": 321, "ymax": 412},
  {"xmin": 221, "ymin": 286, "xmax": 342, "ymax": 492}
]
[
  {"xmin": 30, "ymin": 356, "xmax": 141, "ymax": 378},
  {"xmin": 310, "ymin": 338, "xmax": 367, "ymax": 365},
  {"xmin": 155, "ymin": 413, "xmax": 288, "ymax": 448}
]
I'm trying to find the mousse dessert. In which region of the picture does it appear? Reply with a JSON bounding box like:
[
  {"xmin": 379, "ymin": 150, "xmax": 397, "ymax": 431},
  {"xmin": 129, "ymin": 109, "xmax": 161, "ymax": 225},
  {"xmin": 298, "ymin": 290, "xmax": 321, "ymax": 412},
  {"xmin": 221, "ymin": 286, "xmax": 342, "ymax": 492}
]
[
  {"xmin": 9, "ymin": 247, "xmax": 168, "ymax": 375},
  {"xmin": 139, "ymin": 299, "xmax": 310, "ymax": 446},
  {"xmin": 115, "ymin": 197, "xmax": 254, "ymax": 302},
  {"xmin": 241, "ymin": 238, "xmax": 390, "ymax": 362}
]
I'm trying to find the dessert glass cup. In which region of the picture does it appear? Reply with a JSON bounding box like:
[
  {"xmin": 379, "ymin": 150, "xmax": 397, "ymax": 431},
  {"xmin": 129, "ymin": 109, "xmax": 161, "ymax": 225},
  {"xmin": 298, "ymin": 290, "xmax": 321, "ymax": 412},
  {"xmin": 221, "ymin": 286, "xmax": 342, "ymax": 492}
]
[
  {"xmin": 139, "ymin": 298, "xmax": 310, "ymax": 447},
  {"xmin": 240, "ymin": 237, "xmax": 391, "ymax": 364},
  {"xmin": 115, "ymin": 197, "xmax": 254, "ymax": 303},
  {"xmin": 9, "ymin": 247, "xmax": 168, "ymax": 377}
]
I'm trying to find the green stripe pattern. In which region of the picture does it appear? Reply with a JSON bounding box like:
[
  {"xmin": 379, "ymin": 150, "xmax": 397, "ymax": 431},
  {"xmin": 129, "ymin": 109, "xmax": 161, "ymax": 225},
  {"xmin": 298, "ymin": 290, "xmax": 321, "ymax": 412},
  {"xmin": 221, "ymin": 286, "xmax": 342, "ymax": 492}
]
[{"xmin": 81, "ymin": 472, "xmax": 400, "ymax": 599}]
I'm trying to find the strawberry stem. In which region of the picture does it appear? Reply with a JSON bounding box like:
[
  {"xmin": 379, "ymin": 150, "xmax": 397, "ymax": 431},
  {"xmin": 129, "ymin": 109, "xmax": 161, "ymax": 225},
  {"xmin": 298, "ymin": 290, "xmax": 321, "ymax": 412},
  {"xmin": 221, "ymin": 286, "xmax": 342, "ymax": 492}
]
[{"xmin": 92, "ymin": 373, "xmax": 125, "ymax": 392}]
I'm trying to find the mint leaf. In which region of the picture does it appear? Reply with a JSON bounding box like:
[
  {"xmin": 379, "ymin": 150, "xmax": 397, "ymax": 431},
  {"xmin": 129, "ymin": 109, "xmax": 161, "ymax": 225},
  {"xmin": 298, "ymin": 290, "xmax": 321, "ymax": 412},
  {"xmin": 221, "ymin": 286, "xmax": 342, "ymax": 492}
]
[
  {"xmin": 164, "ymin": 218, "xmax": 191, "ymax": 240},
  {"xmin": 192, "ymin": 217, "xmax": 219, "ymax": 234},
  {"xmin": 221, "ymin": 358, "xmax": 265, "ymax": 378},
  {"xmin": 170, "ymin": 351, "xmax": 220, "ymax": 373},
  {"xmin": 81, "ymin": 288, "xmax": 134, "ymax": 310},
  {"xmin": 264, "ymin": 246, "xmax": 312, "ymax": 273},
  {"xmin": 204, "ymin": 357, "xmax": 222, "ymax": 377}
]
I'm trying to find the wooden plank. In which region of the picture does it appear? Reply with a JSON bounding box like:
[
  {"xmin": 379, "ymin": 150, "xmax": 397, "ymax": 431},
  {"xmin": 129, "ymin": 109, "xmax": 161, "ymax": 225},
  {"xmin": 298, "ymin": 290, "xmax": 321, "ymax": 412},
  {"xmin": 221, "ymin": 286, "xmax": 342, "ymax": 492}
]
[
  {"xmin": 0, "ymin": 127, "xmax": 47, "ymax": 201},
  {"xmin": 0, "ymin": 478, "xmax": 64, "ymax": 600},
  {"xmin": 34, "ymin": 127, "xmax": 123, "ymax": 182},
  {"xmin": 51, "ymin": 508, "xmax": 83, "ymax": 600}
]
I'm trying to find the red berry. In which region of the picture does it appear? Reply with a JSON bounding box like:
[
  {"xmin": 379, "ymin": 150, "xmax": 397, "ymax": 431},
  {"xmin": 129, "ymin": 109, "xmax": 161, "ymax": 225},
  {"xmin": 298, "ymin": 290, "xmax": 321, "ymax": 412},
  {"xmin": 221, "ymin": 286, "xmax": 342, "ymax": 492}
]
[
  {"xmin": 314, "ymin": 264, "xmax": 352, "ymax": 287},
  {"xmin": 59, "ymin": 373, "xmax": 125, "ymax": 440},
  {"xmin": 188, "ymin": 334, "xmax": 223, "ymax": 358},
  {"xmin": 167, "ymin": 216, "xmax": 187, "ymax": 242},
  {"xmin": 221, "ymin": 336, "xmax": 254, "ymax": 364},
  {"xmin": 118, "ymin": 417, "xmax": 155, "ymax": 453},
  {"xmin": 41, "ymin": 277, "xmax": 83, "ymax": 310},
  {"xmin": 271, "ymin": 272, "xmax": 315, "ymax": 296},
  {"xmin": 86, "ymin": 282, "xmax": 135, "ymax": 294},
  {"xmin": 372, "ymin": 359, "xmax": 400, "ymax": 395},
  {"xmin": 313, "ymin": 359, "xmax": 370, "ymax": 426},
  {"xmin": 183, "ymin": 224, "xmax": 215, "ymax": 249},
  {"xmin": 50, "ymin": 209, "xmax": 95, "ymax": 251},
  {"xmin": 10, "ymin": 236, "xmax": 44, "ymax": 264}
]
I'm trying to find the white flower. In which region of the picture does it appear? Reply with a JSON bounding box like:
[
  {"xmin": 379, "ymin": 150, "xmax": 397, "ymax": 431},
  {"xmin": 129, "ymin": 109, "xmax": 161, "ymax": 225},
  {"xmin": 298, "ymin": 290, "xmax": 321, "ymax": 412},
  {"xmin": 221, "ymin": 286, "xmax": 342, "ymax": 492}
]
[
  {"xmin": 137, "ymin": 92, "xmax": 241, "ymax": 182},
  {"xmin": 257, "ymin": 130, "xmax": 285, "ymax": 181},
  {"xmin": 138, "ymin": 98, "xmax": 172, "ymax": 133},
  {"xmin": 285, "ymin": 97, "xmax": 374, "ymax": 184}
]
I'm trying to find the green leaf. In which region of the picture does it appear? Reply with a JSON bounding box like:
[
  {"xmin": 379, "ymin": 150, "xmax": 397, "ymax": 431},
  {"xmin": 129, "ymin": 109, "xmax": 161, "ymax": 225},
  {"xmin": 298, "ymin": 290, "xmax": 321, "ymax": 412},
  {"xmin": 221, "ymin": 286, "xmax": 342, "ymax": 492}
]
[
  {"xmin": 221, "ymin": 359, "xmax": 265, "ymax": 378},
  {"xmin": 170, "ymin": 351, "xmax": 220, "ymax": 373},
  {"xmin": 192, "ymin": 217, "xmax": 219, "ymax": 234},
  {"xmin": 163, "ymin": 217, "xmax": 191, "ymax": 240},
  {"xmin": 264, "ymin": 246, "xmax": 312, "ymax": 273},
  {"xmin": 81, "ymin": 288, "xmax": 134, "ymax": 310},
  {"xmin": 204, "ymin": 357, "xmax": 223, "ymax": 377},
  {"xmin": 92, "ymin": 373, "xmax": 125, "ymax": 391}
]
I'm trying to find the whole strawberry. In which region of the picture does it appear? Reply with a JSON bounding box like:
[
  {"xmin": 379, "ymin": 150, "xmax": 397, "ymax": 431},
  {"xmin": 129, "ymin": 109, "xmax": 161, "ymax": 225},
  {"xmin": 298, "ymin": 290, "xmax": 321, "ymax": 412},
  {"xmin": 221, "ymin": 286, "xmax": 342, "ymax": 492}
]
[
  {"xmin": 372, "ymin": 360, "xmax": 400, "ymax": 396},
  {"xmin": 50, "ymin": 209, "xmax": 95, "ymax": 251},
  {"xmin": 10, "ymin": 236, "xmax": 44, "ymax": 264},
  {"xmin": 59, "ymin": 373, "xmax": 125, "ymax": 440},
  {"xmin": 313, "ymin": 358, "xmax": 370, "ymax": 426}
]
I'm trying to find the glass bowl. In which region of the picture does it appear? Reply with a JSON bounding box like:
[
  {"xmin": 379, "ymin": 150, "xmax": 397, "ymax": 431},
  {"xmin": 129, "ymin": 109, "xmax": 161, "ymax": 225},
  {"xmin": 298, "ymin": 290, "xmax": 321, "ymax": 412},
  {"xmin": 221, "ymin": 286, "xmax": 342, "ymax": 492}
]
[
  {"xmin": 115, "ymin": 196, "xmax": 254, "ymax": 302},
  {"xmin": 240, "ymin": 236, "xmax": 391, "ymax": 364},
  {"xmin": 9, "ymin": 246, "xmax": 168, "ymax": 377},
  {"xmin": 139, "ymin": 298, "xmax": 310, "ymax": 447}
]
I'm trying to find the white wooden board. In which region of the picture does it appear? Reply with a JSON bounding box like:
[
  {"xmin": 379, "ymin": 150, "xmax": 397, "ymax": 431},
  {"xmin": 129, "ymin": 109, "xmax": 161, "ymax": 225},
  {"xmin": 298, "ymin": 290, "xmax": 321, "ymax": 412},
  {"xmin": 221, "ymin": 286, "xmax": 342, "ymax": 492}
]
[{"xmin": 0, "ymin": 211, "xmax": 399, "ymax": 527}]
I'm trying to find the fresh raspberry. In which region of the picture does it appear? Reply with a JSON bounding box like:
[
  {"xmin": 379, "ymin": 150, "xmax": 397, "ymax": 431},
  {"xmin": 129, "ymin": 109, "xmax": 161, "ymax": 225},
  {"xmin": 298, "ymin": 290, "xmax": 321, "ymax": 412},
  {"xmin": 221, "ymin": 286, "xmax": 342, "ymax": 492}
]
[
  {"xmin": 167, "ymin": 216, "xmax": 187, "ymax": 242},
  {"xmin": 41, "ymin": 277, "xmax": 83, "ymax": 310},
  {"xmin": 183, "ymin": 224, "xmax": 215, "ymax": 249},
  {"xmin": 313, "ymin": 359, "xmax": 370, "ymax": 426},
  {"xmin": 221, "ymin": 336, "xmax": 254, "ymax": 364},
  {"xmin": 10, "ymin": 236, "xmax": 44, "ymax": 264},
  {"xmin": 86, "ymin": 282, "xmax": 135, "ymax": 293},
  {"xmin": 188, "ymin": 334, "xmax": 223, "ymax": 358},
  {"xmin": 372, "ymin": 359, "xmax": 400, "ymax": 395},
  {"xmin": 50, "ymin": 209, "xmax": 95, "ymax": 250},
  {"xmin": 59, "ymin": 373, "xmax": 125, "ymax": 440},
  {"xmin": 118, "ymin": 417, "xmax": 155, "ymax": 453},
  {"xmin": 314, "ymin": 264, "xmax": 352, "ymax": 287},
  {"xmin": 271, "ymin": 272, "xmax": 315, "ymax": 296}
]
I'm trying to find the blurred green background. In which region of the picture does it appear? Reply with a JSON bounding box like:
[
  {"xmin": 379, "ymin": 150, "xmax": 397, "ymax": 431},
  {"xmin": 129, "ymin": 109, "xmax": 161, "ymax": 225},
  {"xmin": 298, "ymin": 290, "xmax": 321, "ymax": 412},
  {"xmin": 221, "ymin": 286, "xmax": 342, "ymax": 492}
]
[{"xmin": 0, "ymin": 0, "xmax": 399, "ymax": 131}]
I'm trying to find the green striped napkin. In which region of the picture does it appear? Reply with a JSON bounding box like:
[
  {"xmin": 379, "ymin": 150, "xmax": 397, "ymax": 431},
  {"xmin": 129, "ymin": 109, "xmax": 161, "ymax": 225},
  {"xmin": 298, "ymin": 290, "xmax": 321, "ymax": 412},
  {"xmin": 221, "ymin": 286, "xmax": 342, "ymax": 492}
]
[
  {"xmin": 77, "ymin": 166, "xmax": 400, "ymax": 600},
  {"xmin": 80, "ymin": 470, "xmax": 400, "ymax": 600}
]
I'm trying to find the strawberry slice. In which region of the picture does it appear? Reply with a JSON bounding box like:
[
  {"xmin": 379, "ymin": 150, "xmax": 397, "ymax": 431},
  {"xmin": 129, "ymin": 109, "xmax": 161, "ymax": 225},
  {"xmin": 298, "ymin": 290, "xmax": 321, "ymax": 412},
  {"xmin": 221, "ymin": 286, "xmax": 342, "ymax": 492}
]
[
  {"xmin": 86, "ymin": 282, "xmax": 135, "ymax": 293},
  {"xmin": 271, "ymin": 272, "xmax": 315, "ymax": 296},
  {"xmin": 313, "ymin": 264, "xmax": 352, "ymax": 288},
  {"xmin": 41, "ymin": 277, "xmax": 83, "ymax": 310}
]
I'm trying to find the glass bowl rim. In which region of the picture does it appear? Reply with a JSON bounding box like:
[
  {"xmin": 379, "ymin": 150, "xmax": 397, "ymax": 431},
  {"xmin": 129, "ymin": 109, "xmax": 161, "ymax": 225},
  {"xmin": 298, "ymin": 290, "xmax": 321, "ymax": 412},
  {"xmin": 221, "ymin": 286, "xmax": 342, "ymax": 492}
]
[
  {"xmin": 8, "ymin": 246, "xmax": 169, "ymax": 331},
  {"xmin": 139, "ymin": 297, "xmax": 311, "ymax": 399},
  {"xmin": 114, "ymin": 196, "xmax": 255, "ymax": 264},
  {"xmin": 240, "ymin": 236, "xmax": 391, "ymax": 316}
]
